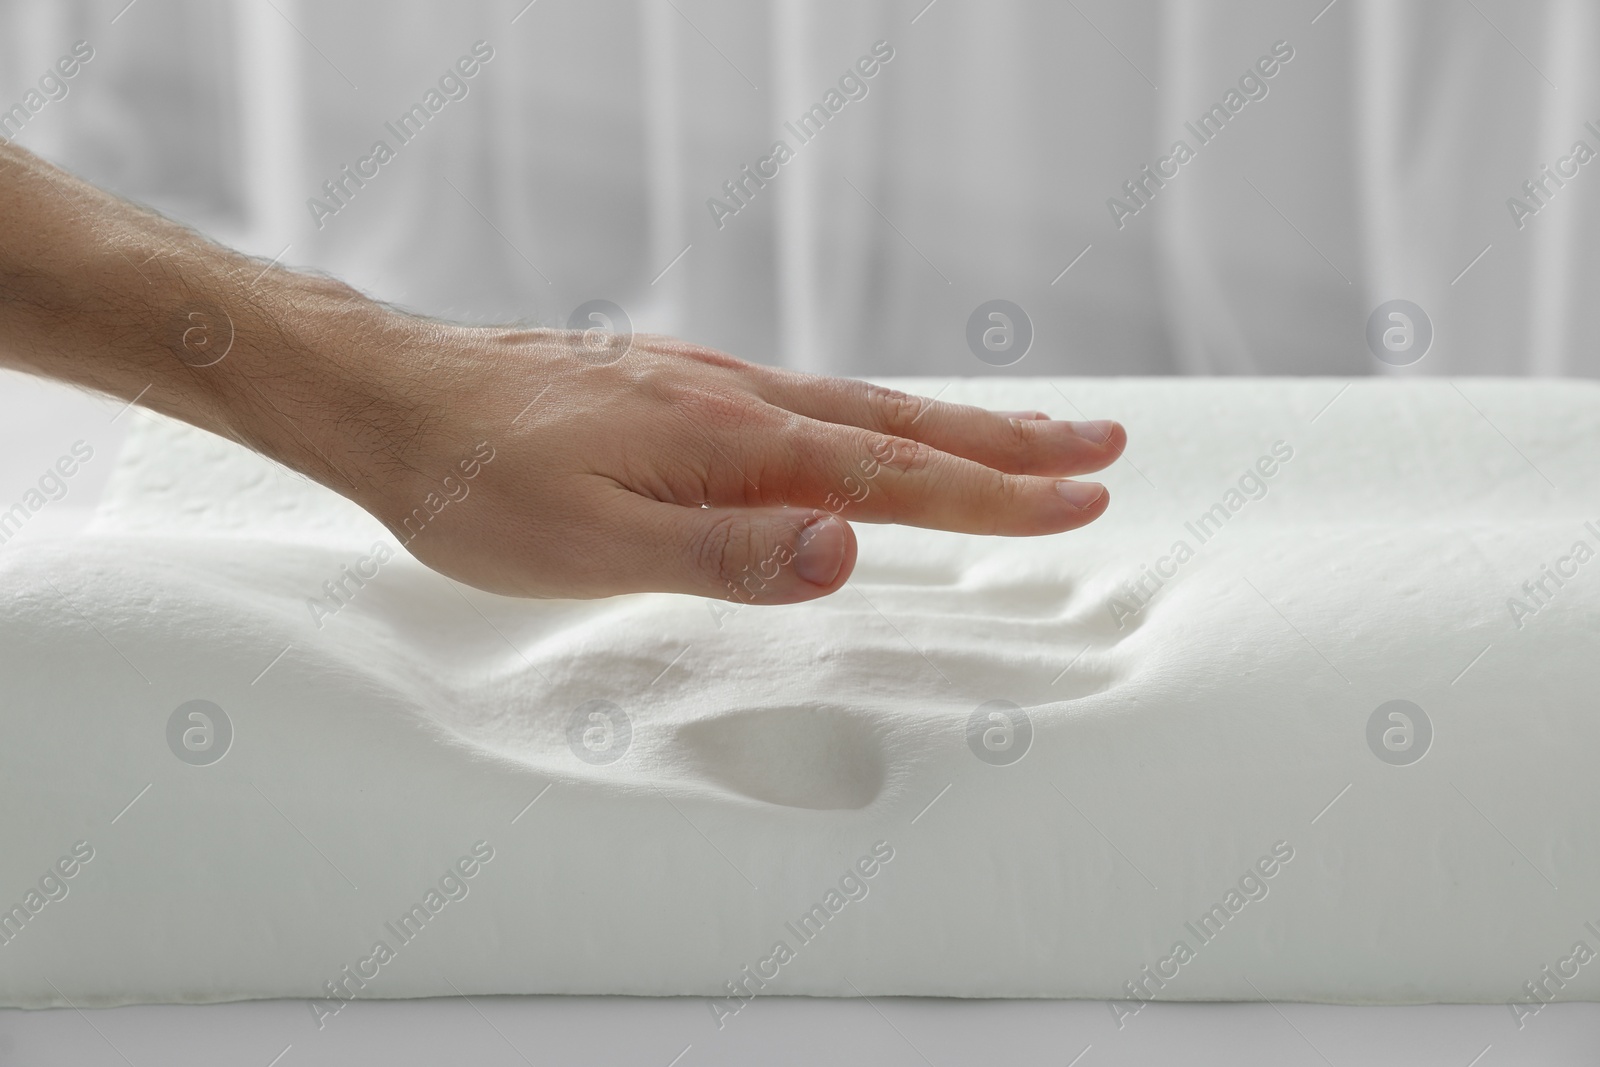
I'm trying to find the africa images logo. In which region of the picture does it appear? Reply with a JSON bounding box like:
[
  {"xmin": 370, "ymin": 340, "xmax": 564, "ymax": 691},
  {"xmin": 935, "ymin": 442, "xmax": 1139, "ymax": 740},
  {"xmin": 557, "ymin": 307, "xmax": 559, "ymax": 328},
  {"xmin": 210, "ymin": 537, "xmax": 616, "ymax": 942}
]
[{"xmin": 166, "ymin": 700, "xmax": 232, "ymax": 766}]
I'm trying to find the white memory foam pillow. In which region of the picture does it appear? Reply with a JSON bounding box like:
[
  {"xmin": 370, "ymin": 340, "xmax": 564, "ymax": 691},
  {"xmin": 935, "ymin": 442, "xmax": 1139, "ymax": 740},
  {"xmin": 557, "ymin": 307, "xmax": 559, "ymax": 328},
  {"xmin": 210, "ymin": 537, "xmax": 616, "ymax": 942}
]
[{"xmin": 1, "ymin": 377, "xmax": 1597, "ymax": 1022}]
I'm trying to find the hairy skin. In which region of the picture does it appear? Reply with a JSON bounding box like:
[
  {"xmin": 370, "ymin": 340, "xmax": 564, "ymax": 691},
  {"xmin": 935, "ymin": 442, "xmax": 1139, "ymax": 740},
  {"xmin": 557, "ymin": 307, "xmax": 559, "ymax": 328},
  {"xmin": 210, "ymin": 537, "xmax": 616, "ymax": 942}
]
[{"xmin": 0, "ymin": 141, "xmax": 1126, "ymax": 604}]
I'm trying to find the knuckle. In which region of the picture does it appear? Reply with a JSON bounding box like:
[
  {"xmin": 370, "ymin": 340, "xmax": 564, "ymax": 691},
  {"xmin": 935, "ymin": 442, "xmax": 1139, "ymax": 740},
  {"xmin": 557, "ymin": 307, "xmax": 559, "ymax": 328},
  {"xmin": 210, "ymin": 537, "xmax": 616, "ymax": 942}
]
[
  {"xmin": 758, "ymin": 413, "xmax": 810, "ymax": 500},
  {"xmin": 982, "ymin": 472, "xmax": 1035, "ymax": 532},
  {"xmin": 875, "ymin": 435, "xmax": 934, "ymax": 475},
  {"xmin": 689, "ymin": 513, "xmax": 752, "ymax": 587},
  {"xmin": 1001, "ymin": 412, "xmax": 1037, "ymax": 450},
  {"xmin": 864, "ymin": 383, "xmax": 927, "ymax": 434},
  {"xmin": 661, "ymin": 383, "xmax": 757, "ymax": 430},
  {"xmin": 993, "ymin": 471, "xmax": 1025, "ymax": 513},
  {"xmin": 678, "ymin": 341, "xmax": 751, "ymax": 373}
]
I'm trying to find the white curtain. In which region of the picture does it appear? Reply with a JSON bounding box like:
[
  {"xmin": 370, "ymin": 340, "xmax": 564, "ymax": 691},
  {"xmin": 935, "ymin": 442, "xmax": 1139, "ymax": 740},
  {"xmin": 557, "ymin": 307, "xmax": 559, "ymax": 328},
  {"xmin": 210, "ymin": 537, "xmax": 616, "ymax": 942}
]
[{"xmin": 0, "ymin": 0, "xmax": 1593, "ymax": 377}]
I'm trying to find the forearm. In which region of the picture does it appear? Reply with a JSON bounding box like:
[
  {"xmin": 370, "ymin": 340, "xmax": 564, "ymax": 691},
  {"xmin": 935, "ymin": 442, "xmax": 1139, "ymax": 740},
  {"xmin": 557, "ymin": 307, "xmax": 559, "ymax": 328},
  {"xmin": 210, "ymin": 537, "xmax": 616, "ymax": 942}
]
[
  {"xmin": 0, "ymin": 140, "xmax": 458, "ymax": 497},
  {"xmin": 0, "ymin": 145, "xmax": 1125, "ymax": 605}
]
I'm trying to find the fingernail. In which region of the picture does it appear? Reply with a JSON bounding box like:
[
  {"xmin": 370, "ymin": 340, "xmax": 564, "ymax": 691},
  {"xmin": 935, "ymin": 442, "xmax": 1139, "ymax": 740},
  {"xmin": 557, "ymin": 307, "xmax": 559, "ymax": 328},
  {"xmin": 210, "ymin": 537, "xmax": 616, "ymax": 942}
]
[
  {"xmin": 997, "ymin": 410, "xmax": 1050, "ymax": 420},
  {"xmin": 1067, "ymin": 420, "xmax": 1117, "ymax": 443},
  {"xmin": 795, "ymin": 516, "xmax": 847, "ymax": 586},
  {"xmin": 1056, "ymin": 481, "xmax": 1106, "ymax": 509}
]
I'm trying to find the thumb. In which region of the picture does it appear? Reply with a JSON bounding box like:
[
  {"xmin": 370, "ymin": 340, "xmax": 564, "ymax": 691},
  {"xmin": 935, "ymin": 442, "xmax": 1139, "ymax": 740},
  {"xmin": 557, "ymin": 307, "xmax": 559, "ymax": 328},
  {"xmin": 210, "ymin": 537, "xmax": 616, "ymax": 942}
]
[{"xmin": 622, "ymin": 498, "xmax": 857, "ymax": 604}]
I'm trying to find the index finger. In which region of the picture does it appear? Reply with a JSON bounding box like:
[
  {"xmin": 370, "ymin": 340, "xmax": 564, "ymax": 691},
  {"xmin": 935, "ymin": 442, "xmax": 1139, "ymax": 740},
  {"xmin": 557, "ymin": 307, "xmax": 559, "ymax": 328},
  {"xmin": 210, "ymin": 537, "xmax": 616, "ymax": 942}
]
[{"xmin": 754, "ymin": 374, "xmax": 1126, "ymax": 478}]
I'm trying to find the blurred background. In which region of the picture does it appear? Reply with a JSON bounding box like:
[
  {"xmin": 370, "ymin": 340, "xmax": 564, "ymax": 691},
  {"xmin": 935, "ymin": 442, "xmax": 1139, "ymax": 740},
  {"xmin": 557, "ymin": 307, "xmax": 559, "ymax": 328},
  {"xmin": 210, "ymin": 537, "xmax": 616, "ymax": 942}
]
[{"xmin": 0, "ymin": 0, "xmax": 1596, "ymax": 377}]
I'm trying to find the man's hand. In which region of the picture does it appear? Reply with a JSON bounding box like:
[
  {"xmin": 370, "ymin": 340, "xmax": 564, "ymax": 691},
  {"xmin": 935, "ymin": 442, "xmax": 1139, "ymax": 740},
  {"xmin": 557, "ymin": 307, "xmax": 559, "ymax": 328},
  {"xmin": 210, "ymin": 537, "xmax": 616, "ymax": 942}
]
[
  {"xmin": 0, "ymin": 141, "xmax": 1124, "ymax": 604},
  {"xmin": 349, "ymin": 330, "xmax": 1123, "ymax": 602}
]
